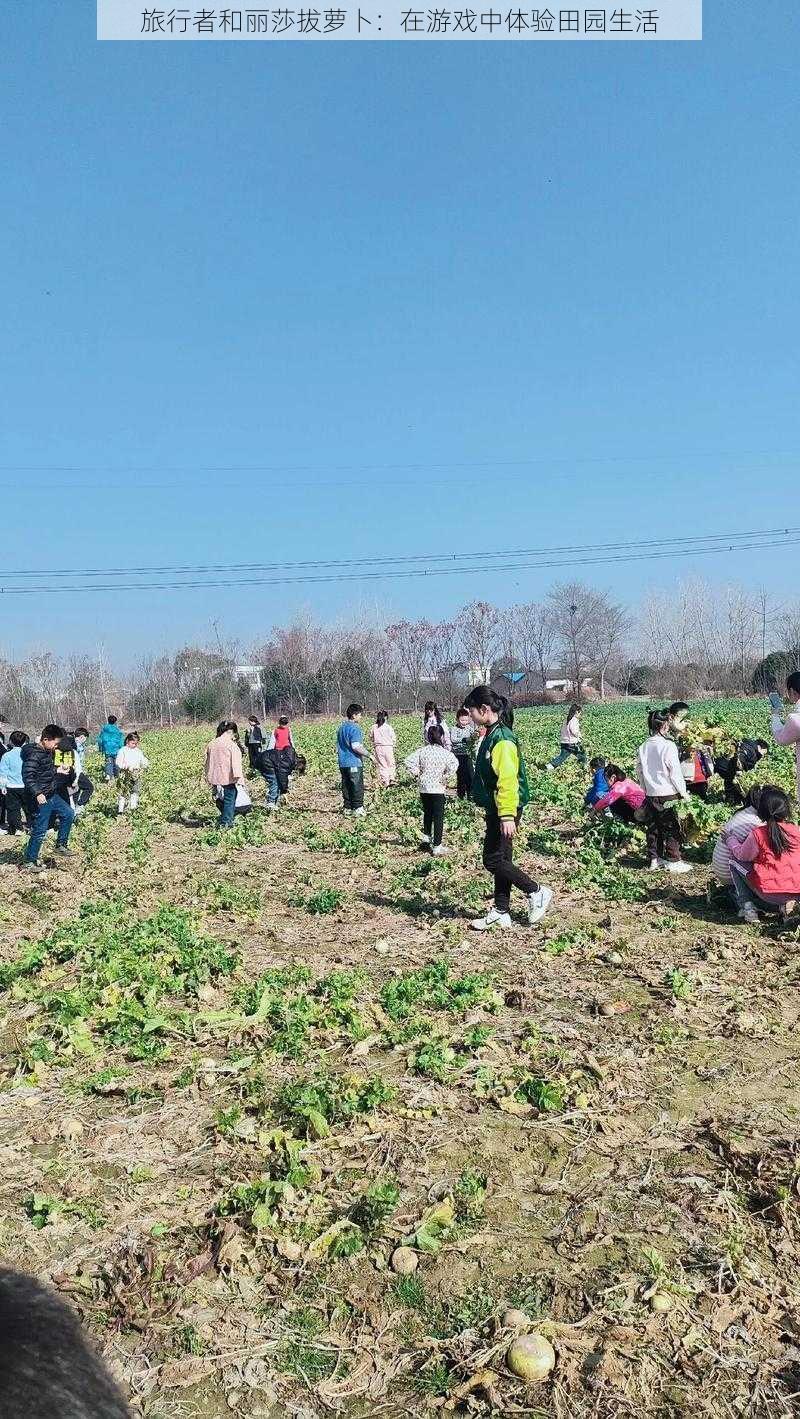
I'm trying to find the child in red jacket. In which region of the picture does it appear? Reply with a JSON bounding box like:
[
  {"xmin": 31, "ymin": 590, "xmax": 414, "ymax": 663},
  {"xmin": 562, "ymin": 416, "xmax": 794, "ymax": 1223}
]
[{"xmin": 728, "ymin": 785, "xmax": 800, "ymax": 924}]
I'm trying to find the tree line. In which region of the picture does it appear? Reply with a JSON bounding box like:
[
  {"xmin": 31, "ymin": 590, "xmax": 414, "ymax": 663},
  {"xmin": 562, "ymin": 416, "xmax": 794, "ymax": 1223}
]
[{"xmin": 2, "ymin": 578, "xmax": 798, "ymax": 729}]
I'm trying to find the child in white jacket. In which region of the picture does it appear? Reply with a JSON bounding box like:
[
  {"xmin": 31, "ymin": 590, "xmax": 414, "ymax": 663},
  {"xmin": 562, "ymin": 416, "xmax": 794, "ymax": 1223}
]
[
  {"xmin": 115, "ymin": 733, "xmax": 150, "ymax": 814},
  {"xmin": 404, "ymin": 725, "xmax": 458, "ymax": 855}
]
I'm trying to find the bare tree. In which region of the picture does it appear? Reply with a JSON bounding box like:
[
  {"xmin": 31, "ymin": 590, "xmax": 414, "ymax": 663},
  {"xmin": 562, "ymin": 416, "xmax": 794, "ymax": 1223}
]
[
  {"xmin": 514, "ymin": 602, "xmax": 558, "ymax": 695},
  {"xmin": 594, "ymin": 601, "xmax": 630, "ymax": 699},
  {"xmin": 456, "ymin": 601, "xmax": 501, "ymax": 683},
  {"xmin": 547, "ymin": 582, "xmax": 606, "ymax": 701},
  {"xmin": 385, "ymin": 620, "xmax": 434, "ymax": 709}
]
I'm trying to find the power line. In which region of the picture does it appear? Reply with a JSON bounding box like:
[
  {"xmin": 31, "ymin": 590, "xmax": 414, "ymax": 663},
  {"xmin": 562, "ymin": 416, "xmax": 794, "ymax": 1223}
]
[
  {"xmin": 0, "ymin": 527, "xmax": 796, "ymax": 582},
  {"xmin": 1, "ymin": 532, "xmax": 798, "ymax": 596}
]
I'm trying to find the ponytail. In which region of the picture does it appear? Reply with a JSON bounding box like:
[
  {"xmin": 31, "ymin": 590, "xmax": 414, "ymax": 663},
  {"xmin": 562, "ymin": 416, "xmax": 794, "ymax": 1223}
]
[
  {"xmin": 462, "ymin": 684, "xmax": 514, "ymax": 729},
  {"xmin": 759, "ymin": 786, "xmax": 793, "ymax": 858}
]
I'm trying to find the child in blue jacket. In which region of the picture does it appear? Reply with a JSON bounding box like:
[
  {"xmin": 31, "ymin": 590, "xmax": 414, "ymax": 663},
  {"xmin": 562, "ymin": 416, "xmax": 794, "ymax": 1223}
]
[{"xmin": 584, "ymin": 757, "xmax": 609, "ymax": 807}]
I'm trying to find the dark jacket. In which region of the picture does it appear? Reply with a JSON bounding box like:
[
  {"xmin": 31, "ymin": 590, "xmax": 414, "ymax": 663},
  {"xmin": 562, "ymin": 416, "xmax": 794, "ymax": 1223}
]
[
  {"xmin": 472, "ymin": 722, "xmax": 530, "ymax": 817},
  {"xmin": 258, "ymin": 744, "xmax": 296, "ymax": 794},
  {"xmin": 21, "ymin": 743, "xmax": 59, "ymax": 800}
]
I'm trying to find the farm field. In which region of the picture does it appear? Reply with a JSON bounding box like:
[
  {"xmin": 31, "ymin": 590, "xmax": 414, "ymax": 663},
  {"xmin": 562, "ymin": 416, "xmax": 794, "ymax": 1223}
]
[{"xmin": 2, "ymin": 699, "xmax": 800, "ymax": 1419}]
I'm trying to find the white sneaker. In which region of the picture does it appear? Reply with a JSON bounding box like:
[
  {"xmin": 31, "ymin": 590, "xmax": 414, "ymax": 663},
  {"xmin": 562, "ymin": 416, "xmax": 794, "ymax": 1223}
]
[
  {"xmin": 0, "ymin": 828, "xmax": 7, "ymax": 836},
  {"xmin": 471, "ymin": 908, "xmax": 513, "ymax": 931},
  {"xmin": 129, "ymin": 794, "xmax": 139, "ymax": 810},
  {"xmin": 419, "ymin": 833, "xmax": 430, "ymax": 845},
  {"xmin": 665, "ymin": 861, "xmax": 692, "ymax": 875},
  {"xmin": 741, "ymin": 904, "xmax": 760, "ymax": 925},
  {"xmin": 528, "ymin": 885, "xmax": 553, "ymax": 925},
  {"xmin": 431, "ymin": 845, "xmax": 448, "ymax": 857},
  {"xmin": 648, "ymin": 857, "xmax": 665, "ymax": 871},
  {"xmin": 117, "ymin": 801, "xmax": 125, "ymax": 815},
  {"xmin": 353, "ymin": 806, "xmax": 366, "ymax": 818}
]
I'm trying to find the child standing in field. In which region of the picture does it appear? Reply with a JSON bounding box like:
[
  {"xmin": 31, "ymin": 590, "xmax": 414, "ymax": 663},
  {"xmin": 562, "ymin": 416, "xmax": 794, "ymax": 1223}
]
[
  {"xmin": 0, "ymin": 731, "xmax": 30, "ymax": 836},
  {"xmin": 370, "ymin": 711, "xmax": 397, "ymax": 787},
  {"xmin": 404, "ymin": 725, "xmax": 459, "ymax": 856},
  {"xmin": 115, "ymin": 732, "xmax": 149, "ymax": 814},
  {"xmin": 336, "ymin": 703, "xmax": 368, "ymax": 817},
  {"xmin": 97, "ymin": 715, "xmax": 124, "ymax": 781},
  {"xmin": 423, "ymin": 701, "xmax": 451, "ymax": 751},
  {"xmin": 584, "ymin": 756, "xmax": 609, "ymax": 807},
  {"xmin": 728, "ymin": 785, "xmax": 800, "ymax": 923},
  {"xmin": 636, "ymin": 710, "xmax": 691, "ymax": 873},
  {"xmin": 549, "ymin": 703, "xmax": 586, "ymax": 769},
  {"xmin": 244, "ymin": 716, "xmax": 264, "ymax": 774},
  {"xmin": 463, "ymin": 685, "xmax": 553, "ymax": 930},
  {"xmin": 269, "ymin": 715, "xmax": 295, "ymax": 753},
  {"xmin": 451, "ymin": 708, "xmax": 477, "ymax": 800},
  {"xmin": 592, "ymin": 764, "xmax": 646, "ymax": 824},
  {"xmin": 205, "ymin": 722, "xmax": 246, "ymax": 829}
]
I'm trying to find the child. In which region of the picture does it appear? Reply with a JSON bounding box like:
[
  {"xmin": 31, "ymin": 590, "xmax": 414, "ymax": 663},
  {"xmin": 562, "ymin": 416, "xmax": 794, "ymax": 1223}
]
[
  {"xmin": 269, "ymin": 715, "xmax": 295, "ymax": 753},
  {"xmin": 21, "ymin": 724, "xmax": 75, "ymax": 870},
  {"xmin": 370, "ymin": 711, "xmax": 397, "ymax": 788},
  {"xmin": 204, "ymin": 721, "xmax": 245, "ymax": 828},
  {"xmin": 712, "ymin": 787, "xmax": 764, "ymax": 891},
  {"xmin": 728, "ymin": 785, "xmax": 800, "ymax": 924},
  {"xmin": 0, "ymin": 731, "xmax": 30, "ymax": 836},
  {"xmin": 462, "ymin": 684, "xmax": 553, "ymax": 930},
  {"xmin": 404, "ymin": 725, "xmax": 459, "ymax": 856},
  {"xmin": 770, "ymin": 673, "xmax": 800, "ymax": 802},
  {"xmin": 244, "ymin": 716, "xmax": 264, "ymax": 773},
  {"xmin": 636, "ymin": 710, "xmax": 691, "ymax": 873},
  {"xmin": 97, "ymin": 715, "xmax": 124, "ymax": 780},
  {"xmin": 72, "ymin": 727, "xmax": 94, "ymax": 814},
  {"xmin": 422, "ymin": 701, "xmax": 451, "ymax": 751},
  {"xmin": 592, "ymin": 764, "xmax": 647, "ymax": 824},
  {"xmin": 549, "ymin": 703, "xmax": 586, "ymax": 768},
  {"xmin": 681, "ymin": 745, "xmax": 714, "ymax": 800},
  {"xmin": 336, "ymin": 703, "xmax": 367, "ymax": 817},
  {"xmin": 716, "ymin": 738, "xmax": 769, "ymax": 806},
  {"xmin": 584, "ymin": 756, "xmax": 609, "ymax": 807},
  {"xmin": 115, "ymin": 732, "xmax": 149, "ymax": 814},
  {"xmin": 450, "ymin": 708, "xmax": 477, "ymax": 800}
]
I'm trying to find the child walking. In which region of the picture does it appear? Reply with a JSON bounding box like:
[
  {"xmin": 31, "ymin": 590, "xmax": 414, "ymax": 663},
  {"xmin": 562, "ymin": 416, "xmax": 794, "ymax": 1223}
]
[
  {"xmin": 370, "ymin": 711, "xmax": 397, "ymax": 787},
  {"xmin": 636, "ymin": 710, "xmax": 691, "ymax": 873},
  {"xmin": 404, "ymin": 725, "xmax": 459, "ymax": 855},
  {"xmin": 549, "ymin": 703, "xmax": 586, "ymax": 768},
  {"xmin": 115, "ymin": 732, "xmax": 149, "ymax": 814},
  {"xmin": 462, "ymin": 685, "xmax": 553, "ymax": 930},
  {"xmin": 728, "ymin": 785, "xmax": 800, "ymax": 924},
  {"xmin": 450, "ymin": 708, "xmax": 476, "ymax": 799}
]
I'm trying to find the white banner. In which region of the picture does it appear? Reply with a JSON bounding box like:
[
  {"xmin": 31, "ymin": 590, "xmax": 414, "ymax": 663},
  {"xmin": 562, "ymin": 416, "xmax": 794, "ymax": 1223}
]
[{"xmin": 98, "ymin": 0, "xmax": 702, "ymax": 40}]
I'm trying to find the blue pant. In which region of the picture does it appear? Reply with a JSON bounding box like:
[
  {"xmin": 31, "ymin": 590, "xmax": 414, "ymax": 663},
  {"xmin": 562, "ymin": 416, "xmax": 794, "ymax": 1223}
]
[
  {"xmin": 550, "ymin": 744, "xmax": 586, "ymax": 768},
  {"xmin": 261, "ymin": 768, "xmax": 280, "ymax": 804},
  {"xmin": 219, "ymin": 783, "xmax": 237, "ymax": 828},
  {"xmin": 104, "ymin": 754, "xmax": 118, "ymax": 779},
  {"xmin": 25, "ymin": 794, "xmax": 75, "ymax": 864}
]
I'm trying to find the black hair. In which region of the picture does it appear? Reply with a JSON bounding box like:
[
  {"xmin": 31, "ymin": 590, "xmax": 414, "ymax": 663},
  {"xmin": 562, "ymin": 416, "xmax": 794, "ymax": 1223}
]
[
  {"xmin": 462, "ymin": 684, "xmax": 514, "ymax": 729},
  {"xmin": 58, "ymin": 735, "xmax": 76, "ymax": 752},
  {"xmin": 248, "ymin": 715, "xmax": 259, "ymax": 723},
  {"xmin": 9, "ymin": 730, "xmax": 28, "ymax": 747},
  {"xmin": 216, "ymin": 720, "xmax": 237, "ymax": 736},
  {"xmin": 589, "ymin": 756, "xmax": 606, "ymax": 770},
  {"xmin": 605, "ymin": 763, "xmax": 625, "ymax": 782},
  {"xmin": 744, "ymin": 785, "xmax": 764, "ymax": 815},
  {"xmin": 124, "ymin": 732, "xmax": 139, "ymax": 745},
  {"xmin": 456, "ymin": 707, "xmax": 470, "ymax": 721},
  {"xmin": 346, "ymin": 703, "xmax": 363, "ymax": 719},
  {"xmin": 787, "ymin": 671, "xmax": 800, "ymax": 697},
  {"xmin": 0, "ymin": 1266, "xmax": 132, "ymax": 1417},
  {"xmin": 376, "ymin": 710, "xmax": 388, "ymax": 726},
  {"xmin": 107, "ymin": 715, "xmax": 118, "ymax": 725},
  {"xmin": 42, "ymin": 724, "xmax": 65, "ymax": 742},
  {"xmin": 278, "ymin": 715, "xmax": 289, "ymax": 726},
  {"xmin": 74, "ymin": 727, "xmax": 89, "ymax": 738},
  {"xmin": 566, "ymin": 703, "xmax": 580, "ymax": 720},
  {"xmin": 755, "ymin": 739, "xmax": 769, "ymax": 753},
  {"xmin": 758, "ymin": 785, "xmax": 794, "ymax": 858},
  {"xmin": 427, "ymin": 724, "xmax": 446, "ymax": 746},
  {"xmin": 667, "ymin": 702, "xmax": 689, "ymax": 717},
  {"xmin": 423, "ymin": 701, "xmax": 442, "ymax": 725},
  {"xmin": 649, "ymin": 711, "xmax": 671, "ymax": 735}
]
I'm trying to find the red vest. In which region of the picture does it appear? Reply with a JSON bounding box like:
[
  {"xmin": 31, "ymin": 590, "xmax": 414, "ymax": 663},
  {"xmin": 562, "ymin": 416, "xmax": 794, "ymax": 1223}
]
[
  {"xmin": 273, "ymin": 726, "xmax": 291, "ymax": 751},
  {"xmin": 748, "ymin": 823, "xmax": 800, "ymax": 896}
]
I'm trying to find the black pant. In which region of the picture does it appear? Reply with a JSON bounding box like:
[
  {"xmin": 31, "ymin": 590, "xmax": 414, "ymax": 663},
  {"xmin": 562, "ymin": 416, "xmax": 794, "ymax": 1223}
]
[
  {"xmin": 644, "ymin": 796, "xmax": 682, "ymax": 862},
  {"xmin": 340, "ymin": 765, "xmax": 364, "ymax": 812},
  {"xmin": 688, "ymin": 781, "xmax": 708, "ymax": 800},
  {"xmin": 723, "ymin": 775, "xmax": 744, "ymax": 806},
  {"xmin": 4, "ymin": 787, "xmax": 29, "ymax": 835},
  {"xmin": 483, "ymin": 812, "xmax": 538, "ymax": 913},
  {"xmin": 455, "ymin": 755, "xmax": 473, "ymax": 800},
  {"xmin": 421, "ymin": 793, "xmax": 445, "ymax": 847},
  {"xmin": 609, "ymin": 799, "xmax": 637, "ymax": 825},
  {"xmin": 247, "ymin": 744, "xmax": 262, "ymax": 772},
  {"xmin": 75, "ymin": 773, "xmax": 94, "ymax": 806}
]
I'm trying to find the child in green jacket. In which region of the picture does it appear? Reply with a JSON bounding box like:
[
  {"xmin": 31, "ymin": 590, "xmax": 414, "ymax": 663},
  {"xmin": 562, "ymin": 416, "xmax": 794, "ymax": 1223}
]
[{"xmin": 463, "ymin": 685, "xmax": 553, "ymax": 931}]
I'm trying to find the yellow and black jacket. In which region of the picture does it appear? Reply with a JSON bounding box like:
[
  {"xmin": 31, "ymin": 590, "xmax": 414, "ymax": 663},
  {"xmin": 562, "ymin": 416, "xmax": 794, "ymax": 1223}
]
[{"xmin": 472, "ymin": 723, "xmax": 530, "ymax": 819}]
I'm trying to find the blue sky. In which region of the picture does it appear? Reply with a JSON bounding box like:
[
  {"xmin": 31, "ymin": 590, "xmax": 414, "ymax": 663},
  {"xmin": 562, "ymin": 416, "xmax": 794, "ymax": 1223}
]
[{"xmin": 2, "ymin": 1, "xmax": 798, "ymax": 665}]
